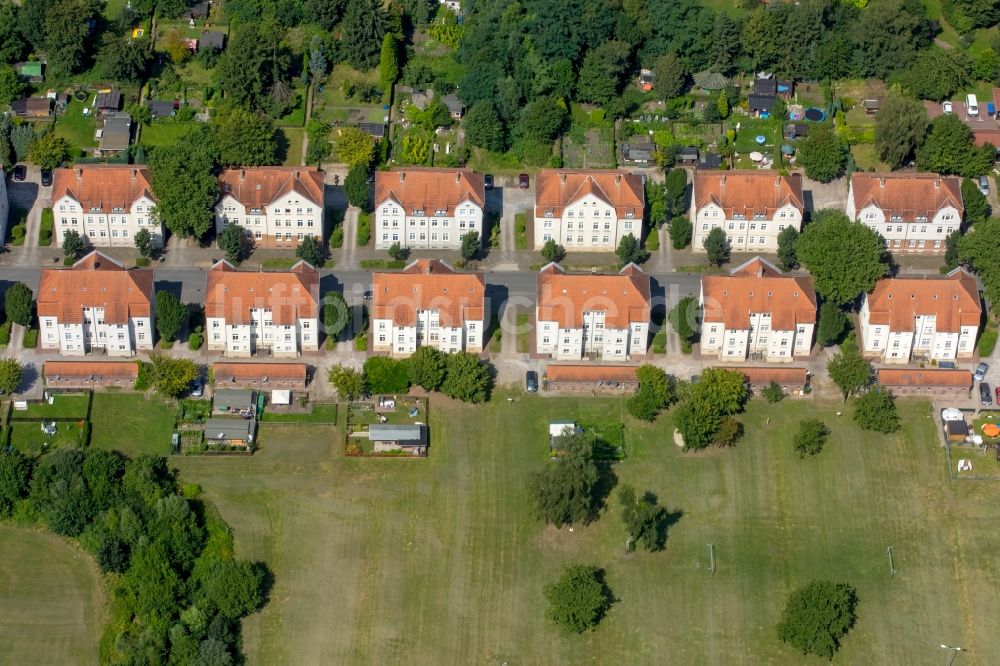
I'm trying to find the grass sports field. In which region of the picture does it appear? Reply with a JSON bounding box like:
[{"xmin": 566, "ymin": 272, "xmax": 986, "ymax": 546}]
[{"xmin": 162, "ymin": 393, "xmax": 1000, "ymax": 665}]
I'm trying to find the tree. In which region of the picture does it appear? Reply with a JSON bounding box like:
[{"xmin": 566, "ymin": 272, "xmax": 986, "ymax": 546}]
[
  {"xmin": 653, "ymin": 52, "xmax": 686, "ymax": 99},
  {"xmin": 0, "ymin": 64, "xmax": 25, "ymax": 106},
  {"xmin": 796, "ymin": 124, "xmax": 846, "ymax": 183},
  {"xmin": 96, "ymin": 32, "xmax": 151, "ymax": 84},
  {"xmin": 464, "ymin": 101, "xmax": 507, "ymax": 153},
  {"xmin": 776, "ymin": 226, "xmax": 799, "ymax": 270},
  {"xmin": 717, "ymin": 89, "xmax": 729, "ymax": 119},
  {"xmin": 917, "ymin": 114, "xmax": 995, "ymax": 177},
  {"xmin": 816, "ymin": 302, "xmax": 848, "ymax": 347},
  {"xmin": 668, "ymin": 296, "xmax": 699, "ymax": 348},
  {"xmin": 852, "ymin": 0, "xmax": 933, "ymax": 80},
  {"xmin": 150, "ymin": 355, "xmax": 198, "ymax": 398},
  {"xmin": 515, "ymin": 97, "xmax": 566, "ymax": 146},
  {"xmin": 618, "ymin": 484, "xmax": 668, "ymax": 552},
  {"xmin": 958, "ymin": 217, "xmax": 1000, "ymax": 304},
  {"xmin": 616, "ymin": 233, "xmax": 646, "ymax": 264},
  {"xmin": 777, "ymin": 580, "xmax": 857, "ymax": 658},
  {"xmin": 460, "ymin": 232, "xmax": 480, "ymax": 261},
  {"xmin": 363, "ymin": 357, "xmax": 410, "ymax": 394},
  {"xmin": 544, "ymin": 565, "xmax": 613, "ymax": 633},
  {"xmin": 40, "ymin": 0, "xmax": 99, "ymax": 78},
  {"xmin": 345, "ymin": 164, "xmax": 371, "ymax": 210},
  {"xmin": 378, "ymin": 33, "xmax": 399, "ymax": 90},
  {"xmin": 441, "ymin": 352, "xmax": 493, "ymax": 403},
  {"xmin": 218, "ymin": 224, "xmax": 247, "ymax": 264},
  {"xmin": 576, "ymin": 41, "xmax": 630, "ymax": 106},
  {"xmin": 664, "ymin": 170, "xmax": 687, "ymax": 218},
  {"xmin": 218, "ymin": 23, "xmax": 284, "ymax": 112},
  {"xmin": 962, "ymin": 178, "xmax": 990, "ymax": 224},
  {"xmin": 199, "ymin": 560, "xmax": 266, "ymax": 619},
  {"xmin": 793, "ymin": 419, "xmax": 830, "ymax": 457},
  {"xmin": 62, "ymin": 230, "xmax": 86, "ymax": 260},
  {"xmin": 874, "ymin": 93, "xmax": 928, "ymax": 169},
  {"xmin": 296, "ymin": 236, "xmax": 324, "ymax": 267},
  {"xmin": 334, "ymin": 126, "xmax": 375, "ymax": 169},
  {"xmin": 328, "ymin": 365, "xmax": 365, "ymax": 400},
  {"xmin": 974, "ymin": 47, "xmax": 1000, "ymax": 81},
  {"xmin": 703, "ymin": 227, "xmax": 730, "ymax": 266},
  {"xmin": 156, "ymin": 291, "xmax": 186, "ymax": 343},
  {"xmin": 10, "ymin": 124, "xmax": 34, "ymax": 161},
  {"xmin": 387, "ymin": 242, "xmax": 406, "ymax": 261},
  {"xmin": 27, "ymin": 130, "xmax": 70, "ymax": 170},
  {"xmin": 894, "ymin": 47, "xmax": 971, "ymax": 102},
  {"xmin": 697, "ymin": 368, "xmax": 749, "ymax": 416},
  {"xmin": 161, "ymin": 29, "xmax": 191, "ymax": 64},
  {"xmin": 134, "ymin": 228, "xmax": 154, "ymax": 259},
  {"xmin": 541, "ymin": 239, "xmax": 566, "ymax": 263},
  {"xmin": 628, "ymin": 365, "xmax": 676, "ymax": 421},
  {"xmin": 306, "ymin": 119, "xmax": 332, "ymax": 165},
  {"xmin": 669, "ymin": 216, "xmax": 692, "ymax": 249},
  {"xmin": 528, "ymin": 434, "xmax": 599, "ymax": 527},
  {"xmin": 148, "ymin": 127, "xmax": 219, "ymax": 239},
  {"xmin": 854, "ymin": 388, "xmax": 900, "ymax": 433},
  {"xmin": 5, "ymin": 282, "xmax": 32, "ymax": 326},
  {"xmin": 323, "ymin": 292, "xmax": 350, "ymax": 340},
  {"xmin": 0, "ymin": 358, "xmax": 23, "ymax": 395},
  {"xmin": 827, "ymin": 351, "xmax": 872, "ymax": 401},
  {"xmin": 308, "ymin": 36, "xmax": 327, "ymax": 85},
  {"xmin": 797, "ymin": 210, "xmax": 889, "ymax": 306},
  {"xmin": 341, "ymin": 0, "xmax": 388, "ymax": 70},
  {"xmin": 0, "ymin": 449, "xmax": 31, "ymax": 516},
  {"xmin": 213, "ymin": 107, "xmax": 278, "ymax": 167},
  {"xmin": 407, "ymin": 346, "xmax": 447, "ymax": 391}
]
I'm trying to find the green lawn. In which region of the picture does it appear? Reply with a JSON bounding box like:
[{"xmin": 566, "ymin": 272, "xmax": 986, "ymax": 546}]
[
  {"xmin": 169, "ymin": 396, "xmax": 1000, "ymax": 664},
  {"xmin": 276, "ymin": 85, "xmax": 308, "ymax": 128},
  {"xmin": 280, "ymin": 127, "xmax": 305, "ymax": 167},
  {"xmin": 89, "ymin": 392, "xmax": 177, "ymax": 456},
  {"xmin": 516, "ymin": 312, "xmax": 531, "ymax": 352},
  {"xmin": 8, "ymin": 420, "xmax": 88, "ymax": 454},
  {"xmin": 0, "ymin": 525, "xmax": 103, "ymax": 665},
  {"xmin": 17, "ymin": 393, "xmax": 90, "ymax": 419},
  {"xmin": 54, "ymin": 97, "xmax": 98, "ymax": 155},
  {"xmin": 261, "ymin": 403, "xmax": 338, "ymax": 424},
  {"xmin": 139, "ymin": 120, "xmax": 196, "ymax": 148}
]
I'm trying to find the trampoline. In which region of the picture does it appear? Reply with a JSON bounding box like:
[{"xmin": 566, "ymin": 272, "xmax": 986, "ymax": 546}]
[
  {"xmin": 755, "ymin": 135, "xmax": 766, "ymax": 144},
  {"xmin": 805, "ymin": 107, "xmax": 826, "ymax": 121},
  {"xmin": 983, "ymin": 423, "xmax": 1000, "ymax": 438}
]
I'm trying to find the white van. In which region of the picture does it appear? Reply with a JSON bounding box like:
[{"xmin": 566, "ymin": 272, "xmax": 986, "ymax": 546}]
[{"xmin": 967, "ymin": 94, "xmax": 979, "ymax": 116}]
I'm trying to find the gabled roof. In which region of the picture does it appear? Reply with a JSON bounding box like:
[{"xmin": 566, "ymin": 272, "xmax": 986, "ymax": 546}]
[
  {"xmin": 199, "ymin": 30, "xmax": 226, "ymax": 51},
  {"xmin": 850, "ymin": 173, "xmax": 963, "ymax": 222},
  {"xmin": 693, "ymin": 170, "xmax": 804, "ymax": 217},
  {"xmin": 865, "ymin": 269, "xmax": 981, "ymax": 332},
  {"xmin": 701, "ymin": 257, "xmax": 817, "ymax": 330},
  {"xmin": 748, "ymin": 94, "xmax": 776, "ymax": 111},
  {"xmin": 534, "ymin": 170, "xmax": 644, "ymax": 219},
  {"xmin": 546, "ymin": 364, "xmax": 639, "ymax": 383},
  {"xmin": 372, "ymin": 259, "xmax": 485, "ymax": 327},
  {"xmin": 51, "ymin": 165, "xmax": 156, "ymax": 211},
  {"xmin": 205, "ymin": 260, "xmax": 320, "ymax": 325},
  {"xmin": 374, "ymin": 168, "xmax": 485, "ymax": 214},
  {"xmin": 536, "ymin": 262, "xmax": 651, "ymax": 329},
  {"xmin": 716, "ymin": 366, "xmax": 807, "ymax": 386},
  {"xmin": 43, "ymin": 361, "xmax": 138, "ymax": 381},
  {"xmin": 369, "ymin": 424, "xmax": 426, "ymax": 444},
  {"xmin": 212, "ymin": 362, "xmax": 307, "ymax": 383},
  {"xmin": 94, "ymin": 90, "xmax": 121, "ymax": 110},
  {"xmin": 37, "ymin": 251, "xmax": 154, "ymax": 324},
  {"xmin": 753, "ymin": 78, "xmax": 777, "ymax": 96},
  {"xmin": 10, "ymin": 97, "xmax": 52, "ymax": 114},
  {"xmin": 877, "ymin": 368, "xmax": 972, "ymax": 388},
  {"xmin": 218, "ymin": 167, "xmax": 324, "ymax": 211}
]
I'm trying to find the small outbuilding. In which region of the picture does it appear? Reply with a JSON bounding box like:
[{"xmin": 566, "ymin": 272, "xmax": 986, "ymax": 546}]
[
  {"xmin": 94, "ymin": 89, "xmax": 122, "ymax": 114},
  {"xmin": 877, "ymin": 369, "xmax": 972, "ymax": 398},
  {"xmin": 622, "ymin": 136, "xmax": 656, "ymax": 165},
  {"xmin": 97, "ymin": 113, "xmax": 131, "ymax": 155},
  {"xmin": 199, "ymin": 30, "xmax": 226, "ymax": 52},
  {"xmin": 43, "ymin": 361, "xmax": 138, "ymax": 388},
  {"xmin": 10, "ymin": 97, "xmax": 53, "ymax": 118},
  {"xmin": 677, "ymin": 146, "xmax": 700, "ymax": 165},
  {"xmin": 213, "ymin": 389, "xmax": 256, "ymax": 415},
  {"xmin": 147, "ymin": 100, "xmax": 176, "ymax": 118},
  {"xmin": 213, "ymin": 362, "xmax": 309, "ymax": 389},
  {"xmin": 203, "ymin": 418, "xmax": 256, "ymax": 448},
  {"xmin": 545, "ymin": 365, "xmax": 639, "ymax": 393},
  {"xmin": 369, "ymin": 424, "xmax": 428, "ymax": 455},
  {"xmin": 945, "ymin": 419, "xmax": 970, "ymax": 442},
  {"xmin": 749, "ymin": 94, "xmax": 777, "ymax": 118}
]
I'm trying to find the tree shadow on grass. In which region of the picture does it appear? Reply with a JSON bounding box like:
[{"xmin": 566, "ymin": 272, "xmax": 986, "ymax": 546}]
[{"xmin": 588, "ymin": 462, "xmax": 618, "ymax": 524}]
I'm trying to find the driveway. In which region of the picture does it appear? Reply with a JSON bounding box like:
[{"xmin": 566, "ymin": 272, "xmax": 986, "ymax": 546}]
[{"xmin": 801, "ymin": 175, "xmax": 848, "ymax": 214}]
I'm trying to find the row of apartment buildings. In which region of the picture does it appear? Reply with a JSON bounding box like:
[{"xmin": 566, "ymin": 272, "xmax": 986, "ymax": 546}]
[{"xmin": 40, "ymin": 252, "xmax": 981, "ymax": 366}]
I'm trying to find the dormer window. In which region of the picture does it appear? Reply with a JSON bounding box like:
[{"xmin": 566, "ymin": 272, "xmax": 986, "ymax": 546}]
[
  {"xmin": 89, "ymin": 207, "xmax": 101, "ymax": 212},
  {"xmin": 753, "ymin": 213, "xmax": 765, "ymax": 220},
  {"xmin": 625, "ymin": 212, "xmax": 634, "ymax": 219},
  {"xmin": 413, "ymin": 209, "xmax": 424, "ymax": 216},
  {"xmin": 890, "ymin": 214, "xmax": 903, "ymax": 222},
  {"xmin": 733, "ymin": 213, "xmax": 745, "ymax": 220},
  {"xmin": 435, "ymin": 209, "xmax": 447, "ymax": 215},
  {"xmin": 544, "ymin": 209, "xmax": 553, "ymax": 218}
]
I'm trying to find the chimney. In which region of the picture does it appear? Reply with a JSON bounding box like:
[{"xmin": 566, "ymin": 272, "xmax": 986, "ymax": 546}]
[
  {"xmin": 240, "ymin": 170, "xmax": 245, "ymax": 181},
  {"xmin": 456, "ymin": 172, "xmax": 461, "ymax": 183},
  {"xmin": 879, "ymin": 177, "xmax": 885, "ymax": 188},
  {"xmin": 757, "ymin": 265, "xmax": 764, "ymax": 278},
  {"xmin": 400, "ymin": 172, "xmax": 406, "ymax": 183},
  {"xmin": 76, "ymin": 168, "xmax": 83, "ymax": 181},
  {"xmin": 131, "ymin": 168, "xmax": 137, "ymax": 180},
  {"xmin": 615, "ymin": 174, "xmax": 621, "ymax": 185},
  {"xmin": 720, "ymin": 175, "xmax": 726, "ymax": 186},
  {"xmin": 560, "ymin": 173, "xmax": 566, "ymax": 184},
  {"xmin": 775, "ymin": 176, "xmax": 780, "ymax": 188},
  {"xmin": 934, "ymin": 178, "xmax": 940, "ymax": 189}
]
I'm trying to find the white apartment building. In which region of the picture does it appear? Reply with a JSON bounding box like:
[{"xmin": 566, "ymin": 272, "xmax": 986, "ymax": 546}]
[
  {"xmin": 374, "ymin": 168, "xmax": 485, "ymax": 250},
  {"xmin": 372, "ymin": 259, "xmax": 485, "ymax": 357},
  {"xmin": 204, "ymin": 260, "xmax": 320, "ymax": 358},
  {"xmin": 846, "ymin": 173, "xmax": 963, "ymax": 254},
  {"xmin": 37, "ymin": 251, "xmax": 155, "ymax": 356},
  {"xmin": 534, "ymin": 170, "xmax": 644, "ymax": 251},
  {"xmin": 860, "ymin": 269, "xmax": 981, "ymax": 363},
  {"xmin": 51, "ymin": 166, "xmax": 162, "ymax": 248},
  {"xmin": 215, "ymin": 167, "xmax": 325, "ymax": 248},
  {"xmin": 535, "ymin": 263, "xmax": 650, "ymax": 360},
  {"xmin": 700, "ymin": 257, "xmax": 816, "ymax": 363},
  {"xmin": 691, "ymin": 170, "xmax": 804, "ymax": 253}
]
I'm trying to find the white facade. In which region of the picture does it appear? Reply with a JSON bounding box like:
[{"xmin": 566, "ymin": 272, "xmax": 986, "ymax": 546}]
[
  {"xmin": 859, "ymin": 299, "xmax": 977, "ymax": 363},
  {"xmin": 40, "ymin": 307, "xmax": 153, "ymax": 356},
  {"xmin": 214, "ymin": 192, "xmax": 323, "ymax": 247},
  {"xmin": 375, "ymin": 197, "xmax": 483, "ymax": 250},
  {"xmin": 847, "ymin": 194, "xmax": 960, "ymax": 254},
  {"xmin": 206, "ymin": 310, "xmax": 319, "ymax": 358},
  {"xmin": 535, "ymin": 192, "xmax": 641, "ymax": 251},
  {"xmin": 535, "ymin": 311, "xmax": 648, "ymax": 361},
  {"xmin": 373, "ymin": 311, "xmax": 483, "ymax": 357},
  {"xmin": 692, "ymin": 201, "xmax": 802, "ymax": 253},
  {"xmin": 54, "ymin": 192, "xmax": 161, "ymax": 248},
  {"xmin": 699, "ymin": 313, "xmax": 813, "ymax": 362}
]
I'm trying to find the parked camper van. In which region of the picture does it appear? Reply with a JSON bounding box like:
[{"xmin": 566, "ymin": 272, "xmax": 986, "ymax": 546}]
[{"xmin": 967, "ymin": 94, "xmax": 979, "ymax": 116}]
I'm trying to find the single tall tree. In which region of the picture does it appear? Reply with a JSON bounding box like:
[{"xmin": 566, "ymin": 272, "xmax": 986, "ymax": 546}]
[
  {"xmin": 544, "ymin": 565, "xmax": 614, "ymax": 633},
  {"xmin": 155, "ymin": 291, "xmax": 186, "ymax": 343},
  {"xmin": 218, "ymin": 224, "xmax": 247, "ymax": 264},
  {"xmin": 618, "ymin": 484, "xmax": 668, "ymax": 551},
  {"xmin": 148, "ymin": 127, "xmax": 219, "ymax": 239},
  {"xmin": 961, "ymin": 178, "xmax": 990, "ymax": 224},
  {"xmin": 4, "ymin": 282, "xmax": 32, "ymax": 327},
  {"xmin": 826, "ymin": 351, "xmax": 872, "ymax": 402},
  {"xmin": 0, "ymin": 357, "xmax": 23, "ymax": 395},
  {"xmin": 874, "ymin": 93, "xmax": 929, "ymax": 169},
  {"xmin": 796, "ymin": 124, "xmax": 846, "ymax": 183},
  {"xmin": 796, "ymin": 210, "xmax": 889, "ymax": 306},
  {"xmin": 344, "ymin": 164, "xmax": 371, "ymax": 210},
  {"xmin": 334, "ymin": 126, "xmax": 375, "ymax": 169},
  {"xmin": 378, "ymin": 33, "xmax": 399, "ymax": 90},
  {"xmin": 407, "ymin": 346, "xmax": 447, "ymax": 391},
  {"xmin": 62, "ymin": 230, "xmax": 86, "ymax": 260},
  {"xmin": 616, "ymin": 233, "xmax": 646, "ymax": 264},
  {"xmin": 703, "ymin": 227, "xmax": 730, "ymax": 266},
  {"xmin": 296, "ymin": 236, "xmax": 324, "ymax": 267},
  {"xmin": 816, "ymin": 302, "xmax": 848, "ymax": 347},
  {"xmin": 854, "ymin": 388, "xmax": 900, "ymax": 433},
  {"xmin": 460, "ymin": 231, "xmax": 480, "ymax": 261},
  {"xmin": 776, "ymin": 226, "xmax": 799, "ymax": 270},
  {"xmin": 134, "ymin": 228, "xmax": 154, "ymax": 259},
  {"xmin": 777, "ymin": 580, "xmax": 858, "ymax": 659},
  {"xmin": 213, "ymin": 107, "xmax": 278, "ymax": 167},
  {"xmin": 653, "ymin": 53, "xmax": 687, "ymax": 99},
  {"xmin": 528, "ymin": 434, "xmax": 599, "ymax": 527}
]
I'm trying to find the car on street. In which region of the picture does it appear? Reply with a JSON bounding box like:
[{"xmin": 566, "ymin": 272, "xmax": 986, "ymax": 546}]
[
  {"xmin": 943, "ymin": 101, "xmax": 953, "ymax": 114},
  {"xmin": 974, "ymin": 362, "xmax": 989, "ymax": 382},
  {"xmin": 484, "ymin": 174, "xmax": 494, "ymax": 190},
  {"xmin": 518, "ymin": 173, "xmax": 529, "ymax": 189},
  {"xmin": 981, "ymin": 382, "xmax": 993, "ymax": 406},
  {"xmin": 980, "ymin": 175, "xmax": 990, "ymax": 196},
  {"xmin": 41, "ymin": 169, "xmax": 52, "ymax": 186},
  {"xmin": 12, "ymin": 164, "xmax": 26, "ymax": 181},
  {"xmin": 525, "ymin": 370, "xmax": 538, "ymax": 393}
]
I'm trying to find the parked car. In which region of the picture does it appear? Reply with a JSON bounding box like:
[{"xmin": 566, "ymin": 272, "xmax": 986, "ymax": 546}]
[
  {"xmin": 995, "ymin": 385, "xmax": 1000, "ymax": 404},
  {"xmin": 943, "ymin": 101, "xmax": 953, "ymax": 114},
  {"xmin": 974, "ymin": 362, "xmax": 989, "ymax": 382},
  {"xmin": 981, "ymin": 382, "xmax": 993, "ymax": 406},
  {"xmin": 191, "ymin": 377, "xmax": 204, "ymax": 398},
  {"xmin": 518, "ymin": 173, "xmax": 529, "ymax": 189},
  {"xmin": 40, "ymin": 169, "xmax": 52, "ymax": 186},
  {"xmin": 12, "ymin": 164, "xmax": 26, "ymax": 181},
  {"xmin": 362, "ymin": 290, "xmax": 373, "ymax": 300},
  {"xmin": 525, "ymin": 370, "xmax": 538, "ymax": 393},
  {"xmin": 484, "ymin": 174, "xmax": 494, "ymax": 190},
  {"xmin": 939, "ymin": 361, "xmax": 956, "ymax": 370},
  {"xmin": 980, "ymin": 175, "xmax": 990, "ymax": 196}
]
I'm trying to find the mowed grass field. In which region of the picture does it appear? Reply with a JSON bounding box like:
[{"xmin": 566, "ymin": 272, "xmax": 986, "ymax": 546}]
[
  {"xmin": 0, "ymin": 526, "xmax": 104, "ymax": 665},
  {"xmin": 168, "ymin": 394, "xmax": 1000, "ymax": 665}
]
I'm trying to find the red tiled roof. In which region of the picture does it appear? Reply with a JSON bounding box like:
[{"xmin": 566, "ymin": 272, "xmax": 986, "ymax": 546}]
[
  {"xmin": 850, "ymin": 173, "xmax": 963, "ymax": 222},
  {"xmin": 205, "ymin": 260, "xmax": 319, "ymax": 325},
  {"xmin": 51, "ymin": 165, "xmax": 156, "ymax": 212},
  {"xmin": 537, "ymin": 263, "xmax": 651, "ymax": 329},
  {"xmin": 37, "ymin": 252, "xmax": 154, "ymax": 324},
  {"xmin": 212, "ymin": 362, "xmax": 307, "ymax": 381},
  {"xmin": 866, "ymin": 270, "xmax": 981, "ymax": 332},
  {"xmin": 877, "ymin": 368, "xmax": 971, "ymax": 388},
  {"xmin": 218, "ymin": 167, "xmax": 324, "ymax": 212},
  {"xmin": 375, "ymin": 168, "xmax": 485, "ymax": 214},
  {"xmin": 693, "ymin": 170, "xmax": 803, "ymax": 218},
  {"xmin": 43, "ymin": 361, "xmax": 138, "ymax": 380},
  {"xmin": 372, "ymin": 259, "xmax": 485, "ymax": 327},
  {"xmin": 534, "ymin": 170, "xmax": 644, "ymax": 218},
  {"xmin": 546, "ymin": 364, "xmax": 638, "ymax": 383},
  {"xmin": 716, "ymin": 366, "xmax": 807, "ymax": 385},
  {"xmin": 701, "ymin": 257, "xmax": 816, "ymax": 330}
]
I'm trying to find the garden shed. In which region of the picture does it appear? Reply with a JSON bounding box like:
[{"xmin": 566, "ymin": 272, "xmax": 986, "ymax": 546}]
[
  {"xmin": 203, "ymin": 418, "xmax": 255, "ymax": 448},
  {"xmin": 369, "ymin": 424, "xmax": 427, "ymax": 455}
]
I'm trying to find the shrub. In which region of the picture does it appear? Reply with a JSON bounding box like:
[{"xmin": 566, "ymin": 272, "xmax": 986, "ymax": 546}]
[
  {"xmin": 762, "ymin": 381, "xmax": 784, "ymax": 403},
  {"xmin": 0, "ymin": 322, "xmax": 11, "ymax": 346},
  {"xmin": 354, "ymin": 334, "xmax": 367, "ymax": 351},
  {"xmin": 793, "ymin": 419, "xmax": 829, "ymax": 457},
  {"xmin": 357, "ymin": 213, "xmax": 371, "ymax": 246},
  {"xmin": 188, "ymin": 330, "xmax": 203, "ymax": 351},
  {"xmin": 669, "ymin": 216, "xmax": 692, "ymax": 249},
  {"xmin": 135, "ymin": 257, "xmax": 151, "ymax": 267},
  {"xmin": 645, "ymin": 226, "xmax": 659, "ymax": 252},
  {"xmin": 854, "ymin": 388, "xmax": 900, "ymax": 433},
  {"xmin": 330, "ymin": 225, "xmax": 344, "ymax": 249},
  {"xmin": 777, "ymin": 580, "xmax": 858, "ymax": 658},
  {"xmin": 363, "ymin": 357, "xmax": 410, "ymax": 393},
  {"xmin": 22, "ymin": 328, "xmax": 37, "ymax": 349},
  {"xmin": 39, "ymin": 208, "xmax": 54, "ymax": 246},
  {"xmin": 134, "ymin": 361, "xmax": 153, "ymax": 390},
  {"xmin": 544, "ymin": 565, "xmax": 614, "ymax": 633},
  {"xmin": 978, "ymin": 326, "xmax": 998, "ymax": 358}
]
